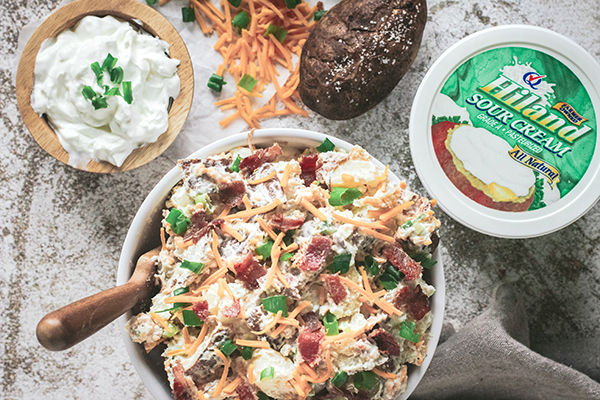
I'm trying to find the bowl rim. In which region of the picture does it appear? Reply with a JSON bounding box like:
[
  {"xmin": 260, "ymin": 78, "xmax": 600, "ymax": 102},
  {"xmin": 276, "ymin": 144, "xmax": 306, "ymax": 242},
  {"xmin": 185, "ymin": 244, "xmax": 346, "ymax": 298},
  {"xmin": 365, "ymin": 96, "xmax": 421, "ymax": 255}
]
[
  {"xmin": 117, "ymin": 128, "xmax": 445, "ymax": 400},
  {"xmin": 15, "ymin": 0, "xmax": 194, "ymax": 173}
]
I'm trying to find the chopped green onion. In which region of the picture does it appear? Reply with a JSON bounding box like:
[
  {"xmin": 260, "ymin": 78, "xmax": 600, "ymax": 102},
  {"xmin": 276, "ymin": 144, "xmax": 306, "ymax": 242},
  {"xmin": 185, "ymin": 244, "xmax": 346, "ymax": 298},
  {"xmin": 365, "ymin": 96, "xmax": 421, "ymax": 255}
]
[
  {"xmin": 166, "ymin": 208, "xmax": 190, "ymax": 235},
  {"xmin": 182, "ymin": 7, "xmax": 196, "ymax": 22},
  {"xmin": 314, "ymin": 10, "xmax": 327, "ymax": 21},
  {"xmin": 232, "ymin": 10, "xmax": 250, "ymax": 30},
  {"xmin": 228, "ymin": 0, "xmax": 242, "ymax": 6},
  {"xmin": 353, "ymin": 371, "xmax": 377, "ymax": 390},
  {"xmin": 101, "ymin": 53, "xmax": 118, "ymax": 71},
  {"xmin": 220, "ymin": 340, "xmax": 238, "ymax": 357},
  {"xmin": 208, "ymin": 74, "xmax": 227, "ymax": 92},
  {"xmin": 241, "ymin": 346, "xmax": 253, "ymax": 360},
  {"xmin": 230, "ymin": 155, "xmax": 242, "ymax": 172},
  {"xmin": 284, "ymin": 0, "xmax": 301, "ymax": 9},
  {"xmin": 173, "ymin": 287, "xmax": 191, "ymax": 309},
  {"xmin": 319, "ymin": 219, "xmax": 336, "ymax": 235},
  {"xmin": 82, "ymin": 85, "xmax": 96, "ymax": 101},
  {"xmin": 260, "ymin": 366, "xmax": 275, "ymax": 381},
  {"xmin": 238, "ymin": 74, "xmax": 257, "ymax": 92},
  {"xmin": 180, "ymin": 260, "xmax": 205, "ymax": 274},
  {"xmin": 262, "ymin": 295, "xmax": 288, "ymax": 317},
  {"xmin": 257, "ymin": 392, "xmax": 269, "ymax": 400},
  {"xmin": 400, "ymin": 320, "xmax": 420, "ymax": 343},
  {"xmin": 207, "ymin": 81, "xmax": 222, "ymax": 92},
  {"xmin": 279, "ymin": 252, "xmax": 294, "ymax": 262},
  {"xmin": 146, "ymin": 0, "xmax": 156, "ymax": 5},
  {"xmin": 323, "ymin": 311, "xmax": 338, "ymax": 336},
  {"xmin": 364, "ymin": 255, "xmax": 379, "ymax": 276},
  {"xmin": 256, "ymin": 240, "xmax": 274, "ymax": 259},
  {"xmin": 90, "ymin": 61, "xmax": 103, "ymax": 81},
  {"xmin": 91, "ymin": 96, "xmax": 108, "ymax": 110},
  {"xmin": 182, "ymin": 309, "xmax": 203, "ymax": 327},
  {"xmin": 264, "ymin": 24, "xmax": 288, "ymax": 43},
  {"xmin": 327, "ymin": 253, "xmax": 351, "ymax": 275},
  {"xmin": 410, "ymin": 252, "xmax": 437, "ymax": 269},
  {"xmin": 104, "ymin": 87, "xmax": 121, "ymax": 97},
  {"xmin": 110, "ymin": 66, "xmax": 124, "ymax": 84},
  {"xmin": 283, "ymin": 230, "xmax": 295, "ymax": 246},
  {"xmin": 162, "ymin": 323, "xmax": 179, "ymax": 338},
  {"xmin": 195, "ymin": 193, "xmax": 209, "ymax": 206},
  {"xmin": 331, "ymin": 371, "xmax": 348, "ymax": 387},
  {"xmin": 122, "ymin": 81, "xmax": 133, "ymax": 104},
  {"xmin": 378, "ymin": 265, "xmax": 403, "ymax": 290},
  {"xmin": 316, "ymin": 138, "xmax": 335, "ymax": 152},
  {"xmin": 328, "ymin": 187, "xmax": 363, "ymax": 207}
]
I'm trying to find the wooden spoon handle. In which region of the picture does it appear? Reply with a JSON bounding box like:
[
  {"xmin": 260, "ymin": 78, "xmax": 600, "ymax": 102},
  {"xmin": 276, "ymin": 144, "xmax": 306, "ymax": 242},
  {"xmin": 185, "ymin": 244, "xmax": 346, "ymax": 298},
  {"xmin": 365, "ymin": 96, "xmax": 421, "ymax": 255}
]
[{"xmin": 36, "ymin": 281, "xmax": 145, "ymax": 351}]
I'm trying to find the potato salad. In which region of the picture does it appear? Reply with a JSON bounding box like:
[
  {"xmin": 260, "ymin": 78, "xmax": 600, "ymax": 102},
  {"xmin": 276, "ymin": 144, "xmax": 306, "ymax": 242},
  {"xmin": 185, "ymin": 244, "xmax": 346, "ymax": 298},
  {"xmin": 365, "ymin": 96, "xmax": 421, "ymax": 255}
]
[{"xmin": 126, "ymin": 137, "xmax": 440, "ymax": 400}]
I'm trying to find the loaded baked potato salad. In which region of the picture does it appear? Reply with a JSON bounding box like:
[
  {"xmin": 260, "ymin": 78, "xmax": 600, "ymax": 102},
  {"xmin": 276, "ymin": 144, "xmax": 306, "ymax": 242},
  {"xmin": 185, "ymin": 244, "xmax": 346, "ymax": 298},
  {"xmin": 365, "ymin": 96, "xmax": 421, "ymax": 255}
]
[{"xmin": 126, "ymin": 137, "xmax": 440, "ymax": 400}]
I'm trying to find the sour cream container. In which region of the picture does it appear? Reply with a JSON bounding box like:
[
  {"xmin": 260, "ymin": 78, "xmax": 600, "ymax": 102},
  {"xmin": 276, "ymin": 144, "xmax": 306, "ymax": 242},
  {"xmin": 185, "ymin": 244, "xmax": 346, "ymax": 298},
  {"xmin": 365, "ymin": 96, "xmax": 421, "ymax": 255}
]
[{"xmin": 410, "ymin": 25, "xmax": 600, "ymax": 238}]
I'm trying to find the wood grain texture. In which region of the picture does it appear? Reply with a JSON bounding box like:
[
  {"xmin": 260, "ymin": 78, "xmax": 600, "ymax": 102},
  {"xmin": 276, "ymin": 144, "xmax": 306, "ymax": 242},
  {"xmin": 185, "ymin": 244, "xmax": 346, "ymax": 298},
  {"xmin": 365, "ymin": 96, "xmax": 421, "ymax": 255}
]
[{"xmin": 16, "ymin": 0, "xmax": 194, "ymax": 173}]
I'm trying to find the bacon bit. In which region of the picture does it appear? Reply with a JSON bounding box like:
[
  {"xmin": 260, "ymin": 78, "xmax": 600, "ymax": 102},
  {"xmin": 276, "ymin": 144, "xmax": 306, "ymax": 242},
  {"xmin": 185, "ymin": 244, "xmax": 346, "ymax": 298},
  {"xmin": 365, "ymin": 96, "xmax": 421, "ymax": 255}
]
[
  {"xmin": 223, "ymin": 376, "xmax": 244, "ymax": 394},
  {"xmin": 257, "ymin": 216, "xmax": 278, "ymax": 241},
  {"xmin": 281, "ymin": 163, "xmax": 291, "ymax": 188},
  {"xmin": 270, "ymin": 213, "xmax": 305, "ymax": 232},
  {"xmin": 235, "ymin": 382, "xmax": 256, "ymax": 400},
  {"xmin": 223, "ymin": 199, "xmax": 281, "ymax": 221},
  {"xmin": 160, "ymin": 227, "xmax": 166, "ymax": 251},
  {"xmin": 251, "ymin": 310, "xmax": 283, "ymax": 335},
  {"xmin": 212, "ymin": 230, "xmax": 225, "ymax": 269},
  {"xmin": 331, "ymin": 212, "xmax": 389, "ymax": 231},
  {"xmin": 299, "ymin": 199, "xmax": 327, "ymax": 221},
  {"xmin": 235, "ymin": 339, "xmax": 270, "ymax": 349},
  {"xmin": 219, "ymin": 180, "xmax": 246, "ymax": 207},
  {"xmin": 248, "ymin": 364, "xmax": 256, "ymax": 385},
  {"xmin": 239, "ymin": 144, "xmax": 282, "ymax": 173},
  {"xmin": 298, "ymin": 327, "xmax": 324, "ymax": 366},
  {"xmin": 183, "ymin": 211, "xmax": 224, "ymax": 245},
  {"xmin": 222, "ymin": 223, "xmax": 244, "ymax": 241},
  {"xmin": 323, "ymin": 275, "xmax": 348, "ymax": 305},
  {"xmin": 362, "ymin": 227, "xmax": 396, "ymax": 243},
  {"xmin": 383, "ymin": 244, "xmax": 423, "ymax": 281},
  {"xmin": 369, "ymin": 329, "xmax": 401, "ymax": 356},
  {"xmin": 213, "ymin": 349, "xmax": 230, "ymax": 397},
  {"xmin": 248, "ymin": 170, "xmax": 277, "ymax": 185},
  {"xmin": 172, "ymin": 362, "xmax": 198, "ymax": 400},
  {"xmin": 298, "ymin": 154, "xmax": 321, "ymax": 186},
  {"xmin": 393, "ymin": 285, "xmax": 430, "ymax": 321},
  {"xmin": 193, "ymin": 300, "xmax": 210, "ymax": 321},
  {"xmin": 234, "ymin": 253, "xmax": 267, "ymax": 290},
  {"xmin": 372, "ymin": 368, "xmax": 397, "ymax": 379},
  {"xmin": 379, "ymin": 201, "xmax": 415, "ymax": 222},
  {"xmin": 222, "ymin": 298, "xmax": 241, "ymax": 319},
  {"xmin": 298, "ymin": 236, "xmax": 332, "ymax": 271}
]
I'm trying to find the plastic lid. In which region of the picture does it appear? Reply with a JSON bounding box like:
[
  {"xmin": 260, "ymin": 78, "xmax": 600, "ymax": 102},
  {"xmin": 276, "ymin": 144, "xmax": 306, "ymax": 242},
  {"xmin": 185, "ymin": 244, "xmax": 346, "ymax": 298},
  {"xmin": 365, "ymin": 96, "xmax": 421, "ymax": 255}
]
[{"xmin": 410, "ymin": 25, "xmax": 600, "ymax": 238}]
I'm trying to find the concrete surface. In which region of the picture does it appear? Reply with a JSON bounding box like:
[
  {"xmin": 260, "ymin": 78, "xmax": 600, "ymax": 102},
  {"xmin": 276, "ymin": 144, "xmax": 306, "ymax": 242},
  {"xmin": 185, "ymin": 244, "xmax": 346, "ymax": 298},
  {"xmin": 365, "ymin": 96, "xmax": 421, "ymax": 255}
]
[{"xmin": 1, "ymin": 0, "xmax": 599, "ymax": 399}]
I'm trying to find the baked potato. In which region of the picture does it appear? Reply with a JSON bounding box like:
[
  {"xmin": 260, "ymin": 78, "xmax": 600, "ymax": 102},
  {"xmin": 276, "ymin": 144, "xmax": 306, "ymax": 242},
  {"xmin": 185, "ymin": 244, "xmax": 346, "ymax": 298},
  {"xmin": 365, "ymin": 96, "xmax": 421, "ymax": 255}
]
[{"xmin": 299, "ymin": 0, "xmax": 427, "ymax": 120}]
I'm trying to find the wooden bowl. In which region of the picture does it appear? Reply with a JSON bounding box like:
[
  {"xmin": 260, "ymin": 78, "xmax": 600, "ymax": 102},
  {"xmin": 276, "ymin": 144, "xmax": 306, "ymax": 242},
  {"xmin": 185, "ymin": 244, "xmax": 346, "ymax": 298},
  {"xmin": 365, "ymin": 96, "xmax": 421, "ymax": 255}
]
[{"xmin": 16, "ymin": 0, "xmax": 194, "ymax": 173}]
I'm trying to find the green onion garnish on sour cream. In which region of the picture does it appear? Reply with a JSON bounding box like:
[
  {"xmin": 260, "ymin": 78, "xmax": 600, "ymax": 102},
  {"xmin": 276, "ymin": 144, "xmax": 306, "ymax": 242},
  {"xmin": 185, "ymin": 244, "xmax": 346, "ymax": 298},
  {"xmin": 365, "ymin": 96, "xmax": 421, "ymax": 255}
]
[{"xmin": 83, "ymin": 54, "xmax": 132, "ymax": 108}]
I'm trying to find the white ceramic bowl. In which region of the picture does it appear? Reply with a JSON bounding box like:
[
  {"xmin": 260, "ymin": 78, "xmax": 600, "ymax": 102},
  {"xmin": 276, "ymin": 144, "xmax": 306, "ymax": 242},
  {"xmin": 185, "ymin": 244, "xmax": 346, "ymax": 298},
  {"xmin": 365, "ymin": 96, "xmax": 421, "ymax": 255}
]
[{"xmin": 117, "ymin": 128, "xmax": 445, "ymax": 400}]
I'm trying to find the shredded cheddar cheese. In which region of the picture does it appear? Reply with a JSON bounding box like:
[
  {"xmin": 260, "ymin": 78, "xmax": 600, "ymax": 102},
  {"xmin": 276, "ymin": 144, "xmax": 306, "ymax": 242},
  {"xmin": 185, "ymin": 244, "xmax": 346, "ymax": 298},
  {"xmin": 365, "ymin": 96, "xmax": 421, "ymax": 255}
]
[
  {"xmin": 248, "ymin": 364, "xmax": 256, "ymax": 384},
  {"xmin": 372, "ymin": 368, "xmax": 397, "ymax": 379},
  {"xmin": 251, "ymin": 310, "xmax": 283, "ymax": 335},
  {"xmin": 362, "ymin": 227, "xmax": 396, "ymax": 243},
  {"xmin": 300, "ymin": 199, "xmax": 327, "ymax": 221},
  {"xmin": 331, "ymin": 212, "xmax": 389, "ymax": 231},
  {"xmin": 248, "ymin": 170, "xmax": 277, "ymax": 184},
  {"xmin": 213, "ymin": 349, "xmax": 230, "ymax": 397},
  {"xmin": 235, "ymin": 339, "xmax": 270, "ymax": 349},
  {"xmin": 222, "ymin": 223, "xmax": 244, "ymax": 241},
  {"xmin": 223, "ymin": 376, "xmax": 244, "ymax": 394},
  {"xmin": 223, "ymin": 199, "xmax": 281, "ymax": 221},
  {"xmin": 281, "ymin": 163, "xmax": 291, "ymax": 188},
  {"xmin": 379, "ymin": 201, "xmax": 415, "ymax": 222}
]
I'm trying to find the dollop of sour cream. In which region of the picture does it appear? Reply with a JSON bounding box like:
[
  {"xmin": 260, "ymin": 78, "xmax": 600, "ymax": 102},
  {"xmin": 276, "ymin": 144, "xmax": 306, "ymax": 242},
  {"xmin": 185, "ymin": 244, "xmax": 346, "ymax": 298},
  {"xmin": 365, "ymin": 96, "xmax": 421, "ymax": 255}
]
[
  {"xmin": 32, "ymin": 16, "xmax": 181, "ymax": 168},
  {"xmin": 450, "ymin": 125, "xmax": 535, "ymax": 197}
]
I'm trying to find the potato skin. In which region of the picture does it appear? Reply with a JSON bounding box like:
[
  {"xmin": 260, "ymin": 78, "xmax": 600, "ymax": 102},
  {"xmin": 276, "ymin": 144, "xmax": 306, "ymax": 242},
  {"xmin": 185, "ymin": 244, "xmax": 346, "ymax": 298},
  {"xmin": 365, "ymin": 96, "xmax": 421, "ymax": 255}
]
[{"xmin": 299, "ymin": 0, "xmax": 427, "ymax": 120}]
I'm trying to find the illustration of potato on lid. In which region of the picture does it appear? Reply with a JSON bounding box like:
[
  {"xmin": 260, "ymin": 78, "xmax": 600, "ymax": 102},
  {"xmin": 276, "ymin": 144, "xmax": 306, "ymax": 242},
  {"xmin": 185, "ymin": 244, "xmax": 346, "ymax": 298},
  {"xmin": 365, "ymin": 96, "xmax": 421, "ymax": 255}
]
[{"xmin": 431, "ymin": 57, "xmax": 568, "ymax": 212}]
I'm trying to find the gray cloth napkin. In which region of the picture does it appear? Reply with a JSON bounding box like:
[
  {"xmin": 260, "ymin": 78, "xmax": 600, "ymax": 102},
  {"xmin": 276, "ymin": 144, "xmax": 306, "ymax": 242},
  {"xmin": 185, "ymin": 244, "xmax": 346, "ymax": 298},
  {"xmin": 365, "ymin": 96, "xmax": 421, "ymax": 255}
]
[{"xmin": 411, "ymin": 284, "xmax": 600, "ymax": 400}]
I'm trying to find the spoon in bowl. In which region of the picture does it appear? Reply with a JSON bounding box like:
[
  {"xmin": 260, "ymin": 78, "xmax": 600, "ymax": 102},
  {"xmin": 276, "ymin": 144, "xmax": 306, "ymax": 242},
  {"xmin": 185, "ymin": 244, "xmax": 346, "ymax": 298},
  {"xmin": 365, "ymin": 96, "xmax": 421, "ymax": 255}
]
[{"xmin": 36, "ymin": 247, "xmax": 160, "ymax": 351}]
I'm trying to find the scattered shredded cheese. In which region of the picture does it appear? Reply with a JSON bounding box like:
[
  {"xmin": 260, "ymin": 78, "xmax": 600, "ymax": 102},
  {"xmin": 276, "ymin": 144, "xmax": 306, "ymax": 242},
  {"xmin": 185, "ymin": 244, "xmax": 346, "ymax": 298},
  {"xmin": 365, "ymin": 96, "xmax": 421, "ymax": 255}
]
[
  {"xmin": 372, "ymin": 368, "xmax": 397, "ymax": 379},
  {"xmin": 212, "ymin": 230, "xmax": 225, "ymax": 269},
  {"xmin": 251, "ymin": 310, "xmax": 283, "ymax": 335},
  {"xmin": 248, "ymin": 170, "xmax": 277, "ymax": 185},
  {"xmin": 223, "ymin": 199, "xmax": 281, "ymax": 221},
  {"xmin": 248, "ymin": 364, "xmax": 256, "ymax": 384},
  {"xmin": 300, "ymin": 198, "xmax": 327, "ymax": 221},
  {"xmin": 362, "ymin": 227, "xmax": 396, "ymax": 243},
  {"xmin": 281, "ymin": 163, "xmax": 291, "ymax": 188},
  {"xmin": 379, "ymin": 201, "xmax": 415, "ymax": 222},
  {"xmin": 213, "ymin": 349, "xmax": 230, "ymax": 397},
  {"xmin": 222, "ymin": 222, "xmax": 244, "ymax": 241},
  {"xmin": 332, "ymin": 212, "xmax": 389, "ymax": 231},
  {"xmin": 223, "ymin": 376, "xmax": 244, "ymax": 394},
  {"xmin": 235, "ymin": 339, "xmax": 270, "ymax": 349}
]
